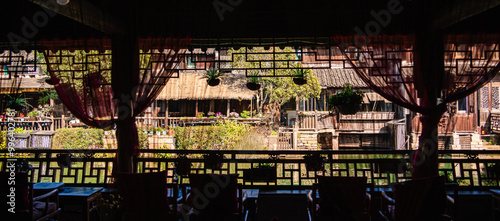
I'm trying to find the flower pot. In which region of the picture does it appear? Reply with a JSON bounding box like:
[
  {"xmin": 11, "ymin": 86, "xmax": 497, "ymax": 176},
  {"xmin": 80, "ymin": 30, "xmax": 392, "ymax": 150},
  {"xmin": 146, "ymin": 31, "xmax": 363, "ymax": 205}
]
[
  {"xmin": 336, "ymin": 104, "xmax": 360, "ymax": 115},
  {"xmin": 246, "ymin": 82, "xmax": 261, "ymax": 91},
  {"xmin": 293, "ymin": 77, "xmax": 307, "ymax": 85},
  {"xmin": 207, "ymin": 78, "xmax": 220, "ymax": 86},
  {"xmin": 168, "ymin": 130, "xmax": 174, "ymax": 135}
]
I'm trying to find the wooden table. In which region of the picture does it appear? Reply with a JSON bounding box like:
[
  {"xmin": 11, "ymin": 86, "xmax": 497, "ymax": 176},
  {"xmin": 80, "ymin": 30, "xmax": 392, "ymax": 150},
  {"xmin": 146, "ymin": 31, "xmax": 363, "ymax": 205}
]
[
  {"xmin": 33, "ymin": 182, "xmax": 64, "ymax": 195},
  {"xmin": 256, "ymin": 190, "xmax": 311, "ymax": 221},
  {"xmin": 490, "ymin": 189, "xmax": 500, "ymax": 221},
  {"xmin": 59, "ymin": 187, "xmax": 103, "ymax": 221}
]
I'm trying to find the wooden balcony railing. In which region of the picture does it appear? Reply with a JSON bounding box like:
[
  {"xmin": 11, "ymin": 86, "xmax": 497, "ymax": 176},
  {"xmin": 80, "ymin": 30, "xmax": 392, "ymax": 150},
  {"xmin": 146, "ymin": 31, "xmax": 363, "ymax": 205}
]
[
  {"xmin": 2, "ymin": 149, "xmax": 500, "ymax": 189},
  {"xmin": 491, "ymin": 112, "xmax": 500, "ymax": 134}
]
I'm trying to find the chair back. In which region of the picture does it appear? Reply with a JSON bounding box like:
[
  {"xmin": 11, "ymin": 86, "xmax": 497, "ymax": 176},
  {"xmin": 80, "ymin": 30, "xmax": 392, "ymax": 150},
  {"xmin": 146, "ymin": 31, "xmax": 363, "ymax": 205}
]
[
  {"xmin": 0, "ymin": 172, "xmax": 32, "ymax": 219},
  {"xmin": 117, "ymin": 171, "xmax": 170, "ymax": 220},
  {"xmin": 188, "ymin": 173, "xmax": 239, "ymax": 216},
  {"xmin": 257, "ymin": 192, "xmax": 309, "ymax": 221},
  {"xmin": 392, "ymin": 176, "xmax": 447, "ymax": 221},
  {"xmin": 316, "ymin": 176, "xmax": 368, "ymax": 218}
]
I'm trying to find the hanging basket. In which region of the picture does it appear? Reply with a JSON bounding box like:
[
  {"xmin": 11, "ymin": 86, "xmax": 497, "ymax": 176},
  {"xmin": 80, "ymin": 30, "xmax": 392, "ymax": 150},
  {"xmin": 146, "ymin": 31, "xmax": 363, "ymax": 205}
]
[
  {"xmin": 293, "ymin": 77, "xmax": 307, "ymax": 85},
  {"xmin": 246, "ymin": 82, "xmax": 261, "ymax": 91},
  {"xmin": 207, "ymin": 78, "xmax": 220, "ymax": 86},
  {"xmin": 336, "ymin": 104, "xmax": 360, "ymax": 115}
]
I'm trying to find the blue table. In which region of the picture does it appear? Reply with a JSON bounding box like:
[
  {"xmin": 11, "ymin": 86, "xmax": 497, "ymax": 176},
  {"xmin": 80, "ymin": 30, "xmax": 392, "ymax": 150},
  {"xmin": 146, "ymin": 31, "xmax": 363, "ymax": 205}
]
[{"xmin": 59, "ymin": 187, "xmax": 103, "ymax": 221}]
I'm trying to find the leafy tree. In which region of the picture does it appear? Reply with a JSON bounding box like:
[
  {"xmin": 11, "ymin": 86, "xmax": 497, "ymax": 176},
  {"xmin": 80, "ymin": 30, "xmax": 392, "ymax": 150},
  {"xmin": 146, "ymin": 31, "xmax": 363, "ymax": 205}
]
[{"xmin": 228, "ymin": 47, "xmax": 321, "ymax": 124}]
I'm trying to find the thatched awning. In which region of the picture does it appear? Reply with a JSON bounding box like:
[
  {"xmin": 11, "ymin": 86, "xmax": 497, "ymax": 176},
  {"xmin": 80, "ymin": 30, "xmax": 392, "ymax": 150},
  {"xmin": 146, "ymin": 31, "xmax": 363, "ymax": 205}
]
[
  {"xmin": 158, "ymin": 72, "xmax": 258, "ymax": 100},
  {"xmin": 0, "ymin": 77, "xmax": 53, "ymax": 94},
  {"xmin": 314, "ymin": 68, "xmax": 366, "ymax": 88}
]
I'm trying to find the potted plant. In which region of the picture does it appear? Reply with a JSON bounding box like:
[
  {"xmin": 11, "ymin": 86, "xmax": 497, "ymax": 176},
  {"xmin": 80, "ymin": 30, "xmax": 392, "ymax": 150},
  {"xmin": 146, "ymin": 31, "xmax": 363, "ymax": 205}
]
[
  {"xmin": 246, "ymin": 74, "xmax": 261, "ymax": 91},
  {"xmin": 203, "ymin": 152, "xmax": 224, "ymax": 169},
  {"xmin": 292, "ymin": 68, "xmax": 309, "ymax": 85},
  {"xmin": 204, "ymin": 68, "xmax": 224, "ymax": 86},
  {"xmin": 27, "ymin": 110, "xmax": 39, "ymax": 121},
  {"xmin": 243, "ymin": 163, "xmax": 277, "ymax": 182},
  {"xmin": 5, "ymin": 94, "xmax": 33, "ymax": 111},
  {"xmin": 303, "ymin": 153, "xmax": 326, "ymax": 171},
  {"xmin": 328, "ymin": 83, "xmax": 365, "ymax": 115}
]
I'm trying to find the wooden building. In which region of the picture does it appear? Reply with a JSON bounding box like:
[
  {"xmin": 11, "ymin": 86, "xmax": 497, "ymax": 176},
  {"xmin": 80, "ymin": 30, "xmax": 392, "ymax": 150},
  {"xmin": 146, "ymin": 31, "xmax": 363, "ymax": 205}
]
[{"xmin": 155, "ymin": 71, "xmax": 258, "ymax": 118}]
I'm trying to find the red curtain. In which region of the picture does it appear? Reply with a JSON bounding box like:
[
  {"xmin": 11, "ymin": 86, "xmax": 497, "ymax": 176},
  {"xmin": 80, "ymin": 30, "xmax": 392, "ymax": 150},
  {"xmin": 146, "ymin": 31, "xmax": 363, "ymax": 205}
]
[
  {"xmin": 41, "ymin": 37, "xmax": 191, "ymax": 173},
  {"xmin": 334, "ymin": 34, "xmax": 500, "ymax": 178}
]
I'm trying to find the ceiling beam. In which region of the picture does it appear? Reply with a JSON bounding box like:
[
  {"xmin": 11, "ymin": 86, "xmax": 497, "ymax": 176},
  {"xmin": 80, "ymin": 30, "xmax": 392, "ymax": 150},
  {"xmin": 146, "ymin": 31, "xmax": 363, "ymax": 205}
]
[
  {"xmin": 431, "ymin": 0, "xmax": 500, "ymax": 30},
  {"xmin": 29, "ymin": 0, "xmax": 125, "ymax": 35}
]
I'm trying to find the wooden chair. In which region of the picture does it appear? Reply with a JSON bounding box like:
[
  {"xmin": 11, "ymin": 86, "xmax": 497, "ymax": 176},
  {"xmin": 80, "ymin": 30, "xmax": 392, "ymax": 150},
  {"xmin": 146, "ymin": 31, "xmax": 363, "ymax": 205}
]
[
  {"xmin": 308, "ymin": 176, "xmax": 372, "ymax": 221},
  {"xmin": 182, "ymin": 173, "xmax": 244, "ymax": 221},
  {"xmin": 379, "ymin": 176, "xmax": 456, "ymax": 221},
  {"xmin": 0, "ymin": 172, "xmax": 61, "ymax": 221},
  {"xmin": 117, "ymin": 171, "xmax": 180, "ymax": 221}
]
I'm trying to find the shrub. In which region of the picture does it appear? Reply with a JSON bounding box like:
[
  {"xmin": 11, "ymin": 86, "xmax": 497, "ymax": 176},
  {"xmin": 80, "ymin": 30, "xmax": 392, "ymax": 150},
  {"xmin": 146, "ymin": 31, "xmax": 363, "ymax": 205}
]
[
  {"xmin": 138, "ymin": 131, "xmax": 149, "ymax": 149},
  {"xmin": 172, "ymin": 121, "xmax": 250, "ymax": 150},
  {"xmin": 53, "ymin": 128, "xmax": 104, "ymax": 149},
  {"xmin": 240, "ymin": 110, "xmax": 251, "ymax": 118}
]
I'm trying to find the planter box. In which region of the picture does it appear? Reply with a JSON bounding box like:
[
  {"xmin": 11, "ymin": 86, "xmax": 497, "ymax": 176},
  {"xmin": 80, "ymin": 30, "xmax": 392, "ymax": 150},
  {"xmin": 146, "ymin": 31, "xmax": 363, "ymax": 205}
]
[{"xmin": 243, "ymin": 167, "xmax": 277, "ymax": 182}]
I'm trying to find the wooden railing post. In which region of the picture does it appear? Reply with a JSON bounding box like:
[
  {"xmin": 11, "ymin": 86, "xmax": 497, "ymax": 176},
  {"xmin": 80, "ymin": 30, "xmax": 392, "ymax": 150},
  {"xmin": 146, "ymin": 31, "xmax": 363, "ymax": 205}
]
[{"xmin": 61, "ymin": 115, "xmax": 65, "ymax": 128}]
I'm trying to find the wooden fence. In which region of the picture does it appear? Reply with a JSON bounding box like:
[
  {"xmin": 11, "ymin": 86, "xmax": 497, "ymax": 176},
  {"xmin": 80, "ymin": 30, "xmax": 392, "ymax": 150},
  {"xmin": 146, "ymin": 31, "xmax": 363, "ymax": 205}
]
[{"xmin": 2, "ymin": 149, "xmax": 500, "ymax": 189}]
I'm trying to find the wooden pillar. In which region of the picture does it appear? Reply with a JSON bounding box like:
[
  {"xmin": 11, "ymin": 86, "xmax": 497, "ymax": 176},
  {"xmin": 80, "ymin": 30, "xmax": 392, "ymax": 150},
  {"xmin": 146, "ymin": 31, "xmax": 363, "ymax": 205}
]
[
  {"xmin": 250, "ymin": 98, "xmax": 253, "ymax": 117},
  {"xmin": 196, "ymin": 100, "xmax": 199, "ymax": 116},
  {"xmin": 61, "ymin": 115, "xmax": 65, "ymax": 129},
  {"xmin": 165, "ymin": 100, "xmax": 169, "ymax": 128},
  {"xmin": 227, "ymin": 99, "xmax": 230, "ymax": 116},
  {"xmin": 210, "ymin": 100, "xmax": 214, "ymax": 113}
]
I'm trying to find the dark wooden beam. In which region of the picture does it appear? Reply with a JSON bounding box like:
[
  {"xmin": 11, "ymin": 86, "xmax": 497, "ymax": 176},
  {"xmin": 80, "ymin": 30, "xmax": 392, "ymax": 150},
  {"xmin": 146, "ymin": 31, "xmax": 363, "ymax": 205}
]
[
  {"xmin": 431, "ymin": 0, "xmax": 500, "ymax": 30},
  {"xmin": 29, "ymin": 0, "xmax": 125, "ymax": 35}
]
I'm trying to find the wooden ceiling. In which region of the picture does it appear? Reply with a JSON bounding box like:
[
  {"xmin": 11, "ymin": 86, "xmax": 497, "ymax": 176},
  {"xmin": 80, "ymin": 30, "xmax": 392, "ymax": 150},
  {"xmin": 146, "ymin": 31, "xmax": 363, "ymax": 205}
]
[{"xmin": 1, "ymin": 0, "xmax": 500, "ymax": 49}]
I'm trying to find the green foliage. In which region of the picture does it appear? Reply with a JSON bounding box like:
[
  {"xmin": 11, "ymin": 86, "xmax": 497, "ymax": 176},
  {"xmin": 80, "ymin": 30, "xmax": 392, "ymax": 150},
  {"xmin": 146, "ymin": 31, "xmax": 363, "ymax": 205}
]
[
  {"xmin": 38, "ymin": 89, "xmax": 58, "ymax": 104},
  {"xmin": 13, "ymin": 128, "xmax": 28, "ymax": 133},
  {"xmin": 53, "ymin": 128, "xmax": 104, "ymax": 149},
  {"xmin": 240, "ymin": 110, "xmax": 251, "ymax": 118},
  {"xmin": 196, "ymin": 112, "xmax": 204, "ymax": 118},
  {"xmin": 248, "ymin": 74, "xmax": 259, "ymax": 84},
  {"xmin": 204, "ymin": 68, "xmax": 224, "ymax": 81},
  {"xmin": 291, "ymin": 64, "xmax": 310, "ymax": 78},
  {"xmin": 27, "ymin": 110, "xmax": 39, "ymax": 117},
  {"xmin": 172, "ymin": 121, "xmax": 250, "ymax": 150},
  {"xmin": 138, "ymin": 131, "xmax": 149, "ymax": 149},
  {"xmin": 328, "ymin": 83, "xmax": 364, "ymax": 108},
  {"xmin": 0, "ymin": 131, "xmax": 6, "ymax": 149},
  {"xmin": 229, "ymin": 47, "xmax": 321, "ymax": 106},
  {"xmin": 5, "ymin": 94, "xmax": 32, "ymax": 111}
]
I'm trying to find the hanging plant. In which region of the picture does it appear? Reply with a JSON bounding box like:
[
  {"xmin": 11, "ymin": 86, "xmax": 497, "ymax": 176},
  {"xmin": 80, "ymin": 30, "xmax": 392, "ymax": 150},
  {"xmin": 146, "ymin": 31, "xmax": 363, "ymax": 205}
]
[
  {"xmin": 246, "ymin": 74, "xmax": 261, "ymax": 91},
  {"xmin": 328, "ymin": 83, "xmax": 364, "ymax": 115},
  {"xmin": 204, "ymin": 68, "xmax": 224, "ymax": 86},
  {"xmin": 292, "ymin": 68, "xmax": 309, "ymax": 85}
]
